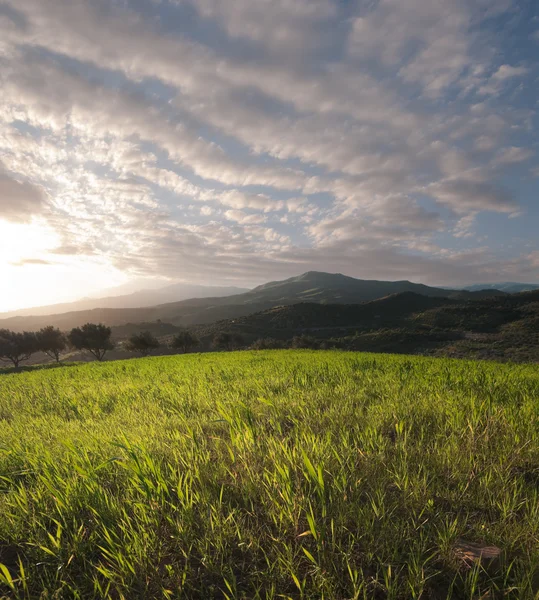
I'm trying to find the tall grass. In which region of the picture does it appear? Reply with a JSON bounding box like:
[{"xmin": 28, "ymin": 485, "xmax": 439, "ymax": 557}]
[{"xmin": 0, "ymin": 351, "xmax": 538, "ymax": 598}]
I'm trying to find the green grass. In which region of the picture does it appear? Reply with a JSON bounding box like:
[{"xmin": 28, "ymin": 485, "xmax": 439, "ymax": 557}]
[{"xmin": 0, "ymin": 351, "xmax": 538, "ymax": 599}]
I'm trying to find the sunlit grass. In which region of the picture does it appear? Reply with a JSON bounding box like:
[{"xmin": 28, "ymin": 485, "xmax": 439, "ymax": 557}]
[{"xmin": 0, "ymin": 351, "xmax": 538, "ymax": 598}]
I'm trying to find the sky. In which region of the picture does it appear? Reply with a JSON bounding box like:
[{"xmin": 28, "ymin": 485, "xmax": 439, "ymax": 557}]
[{"xmin": 1, "ymin": 0, "xmax": 539, "ymax": 312}]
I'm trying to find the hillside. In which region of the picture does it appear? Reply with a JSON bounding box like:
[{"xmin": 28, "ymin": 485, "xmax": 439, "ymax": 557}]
[
  {"xmin": 192, "ymin": 289, "xmax": 539, "ymax": 362},
  {"xmin": 194, "ymin": 292, "xmax": 455, "ymax": 337},
  {"xmin": 0, "ymin": 271, "xmax": 506, "ymax": 332}
]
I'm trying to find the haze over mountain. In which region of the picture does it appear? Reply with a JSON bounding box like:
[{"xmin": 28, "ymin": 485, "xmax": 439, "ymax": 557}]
[
  {"xmin": 458, "ymin": 283, "xmax": 539, "ymax": 294},
  {"xmin": 0, "ymin": 271, "xmax": 506, "ymax": 333},
  {"xmin": 0, "ymin": 283, "xmax": 249, "ymax": 318}
]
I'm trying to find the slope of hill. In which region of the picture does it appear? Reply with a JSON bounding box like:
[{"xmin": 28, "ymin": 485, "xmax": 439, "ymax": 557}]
[
  {"xmin": 0, "ymin": 283, "xmax": 249, "ymax": 318},
  {"xmin": 192, "ymin": 289, "xmax": 539, "ymax": 362},
  {"xmin": 195, "ymin": 292, "xmax": 455, "ymax": 337},
  {"xmin": 0, "ymin": 272, "xmax": 507, "ymax": 333}
]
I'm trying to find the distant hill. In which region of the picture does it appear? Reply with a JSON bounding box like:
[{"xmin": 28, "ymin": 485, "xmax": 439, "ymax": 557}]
[
  {"xmin": 458, "ymin": 282, "xmax": 539, "ymax": 294},
  {"xmin": 244, "ymin": 271, "xmax": 504, "ymax": 303},
  {"xmin": 0, "ymin": 283, "xmax": 249, "ymax": 318},
  {"xmin": 0, "ymin": 271, "xmax": 506, "ymax": 333}
]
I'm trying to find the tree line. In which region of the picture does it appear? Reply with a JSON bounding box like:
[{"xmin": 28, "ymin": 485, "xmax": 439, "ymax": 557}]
[
  {"xmin": 0, "ymin": 324, "xmax": 246, "ymax": 369},
  {"xmin": 0, "ymin": 324, "xmax": 114, "ymax": 368}
]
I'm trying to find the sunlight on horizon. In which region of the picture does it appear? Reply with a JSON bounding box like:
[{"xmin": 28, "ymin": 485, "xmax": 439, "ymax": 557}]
[{"xmin": 1, "ymin": 220, "xmax": 128, "ymax": 313}]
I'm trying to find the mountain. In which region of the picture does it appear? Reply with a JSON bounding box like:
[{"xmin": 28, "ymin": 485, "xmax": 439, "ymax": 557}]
[
  {"xmin": 458, "ymin": 283, "xmax": 539, "ymax": 294},
  {"xmin": 0, "ymin": 283, "xmax": 250, "ymax": 318},
  {"xmin": 246, "ymin": 272, "xmax": 505, "ymax": 303},
  {"xmin": 0, "ymin": 271, "xmax": 506, "ymax": 333}
]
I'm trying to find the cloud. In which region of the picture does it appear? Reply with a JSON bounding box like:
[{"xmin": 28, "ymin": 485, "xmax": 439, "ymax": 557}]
[
  {"xmin": 495, "ymin": 146, "xmax": 534, "ymax": 165},
  {"xmin": 491, "ymin": 64, "xmax": 529, "ymax": 80},
  {"xmin": 348, "ymin": 0, "xmax": 479, "ymax": 96},
  {"xmin": 0, "ymin": 166, "xmax": 48, "ymax": 223},
  {"xmin": 224, "ymin": 209, "xmax": 267, "ymax": 224},
  {"xmin": 0, "ymin": 0, "xmax": 536, "ymax": 294},
  {"xmin": 11, "ymin": 258, "xmax": 53, "ymax": 266},
  {"xmin": 200, "ymin": 205, "xmax": 214, "ymax": 216},
  {"xmin": 478, "ymin": 64, "xmax": 530, "ymax": 95},
  {"xmin": 425, "ymin": 178, "xmax": 516, "ymax": 213},
  {"xmin": 182, "ymin": 0, "xmax": 337, "ymax": 56}
]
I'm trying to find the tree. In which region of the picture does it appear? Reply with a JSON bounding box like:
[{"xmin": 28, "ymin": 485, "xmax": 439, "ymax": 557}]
[
  {"xmin": 0, "ymin": 329, "xmax": 38, "ymax": 369},
  {"xmin": 36, "ymin": 326, "xmax": 67, "ymax": 363},
  {"xmin": 68, "ymin": 323, "xmax": 114, "ymax": 361},
  {"xmin": 170, "ymin": 330, "xmax": 199, "ymax": 354},
  {"xmin": 125, "ymin": 331, "xmax": 160, "ymax": 357},
  {"xmin": 212, "ymin": 331, "xmax": 244, "ymax": 351}
]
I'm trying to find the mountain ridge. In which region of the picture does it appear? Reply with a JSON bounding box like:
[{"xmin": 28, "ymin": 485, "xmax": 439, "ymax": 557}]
[{"xmin": 0, "ymin": 271, "xmax": 508, "ymax": 332}]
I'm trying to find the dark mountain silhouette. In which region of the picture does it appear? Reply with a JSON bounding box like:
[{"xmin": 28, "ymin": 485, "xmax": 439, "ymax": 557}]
[{"xmin": 0, "ymin": 271, "xmax": 506, "ymax": 333}]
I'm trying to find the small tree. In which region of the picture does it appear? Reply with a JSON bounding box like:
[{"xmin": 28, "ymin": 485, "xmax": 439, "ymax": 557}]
[
  {"xmin": 170, "ymin": 330, "xmax": 199, "ymax": 354},
  {"xmin": 36, "ymin": 326, "xmax": 67, "ymax": 363},
  {"xmin": 212, "ymin": 331, "xmax": 244, "ymax": 351},
  {"xmin": 125, "ymin": 331, "xmax": 160, "ymax": 357},
  {"xmin": 68, "ymin": 323, "xmax": 114, "ymax": 361},
  {"xmin": 0, "ymin": 329, "xmax": 38, "ymax": 369}
]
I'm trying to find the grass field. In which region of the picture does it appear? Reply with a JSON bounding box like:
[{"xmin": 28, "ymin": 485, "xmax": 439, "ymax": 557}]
[{"xmin": 0, "ymin": 351, "xmax": 538, "ymax": 599}]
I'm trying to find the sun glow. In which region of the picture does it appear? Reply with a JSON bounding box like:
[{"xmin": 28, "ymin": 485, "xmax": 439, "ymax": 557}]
[
  {"xmin": 0, "ymin": 220, "xmax": 60, "ymax": 264},
  {"xmin": 0, "ymin": 219, "xmax": 128, "ymax": 313}
]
